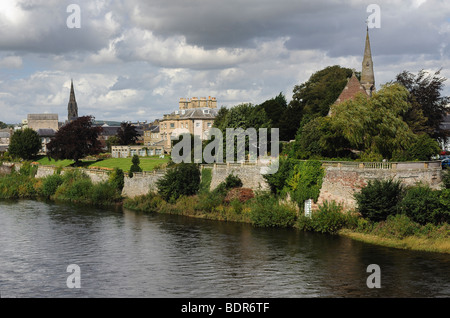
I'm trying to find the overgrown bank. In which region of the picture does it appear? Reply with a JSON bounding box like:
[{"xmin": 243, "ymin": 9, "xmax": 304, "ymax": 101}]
[
  {"xmin": 1, "ymin": 161, "xmax": 448, "ymax": 254},
  {"xmin": 0, "ymin": 162, "xmax": 123, "ymax": 206}
]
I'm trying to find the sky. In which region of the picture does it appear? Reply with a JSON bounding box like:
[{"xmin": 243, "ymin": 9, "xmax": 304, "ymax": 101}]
[{"xmin": 0, "ymin": 0, "xmax": 449, "ymax": 124}]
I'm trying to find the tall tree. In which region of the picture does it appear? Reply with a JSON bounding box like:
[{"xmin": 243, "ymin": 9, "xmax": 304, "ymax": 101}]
[
  {"xmin": 8, "ymin": 128, "xmax": 41, "ymax": 160},
  {"xmin": 257, "ymin": 92, "xmax": 287, "ymax": 128},
  {"xmin": 117, "ymin": 122, "xmax": 139, "ymax": 145},
  {"xmin": 278, "ymin": 65, "xmax": 355, "ymax": 141},
  {"xmin": 395, "ymin": 69, "xmax": 450, "ymax": 140},
  {"xmin": 47, "ymin": 116, "xmax": 103, "ymax": 166},
  {"xmin": 331, "ymin": 83, "xmax": 417, "ymax": 160}
]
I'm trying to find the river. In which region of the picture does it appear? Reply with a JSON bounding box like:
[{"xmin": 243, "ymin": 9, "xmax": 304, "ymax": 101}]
[{"xmin": 0, "ymin": 200, "xmax": 449, "ymax": 298}]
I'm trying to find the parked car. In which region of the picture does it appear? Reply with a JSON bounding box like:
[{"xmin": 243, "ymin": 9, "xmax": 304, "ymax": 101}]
[{"xmin": 442, "ymin": 158, "xmax": 450, "ymax": 169}]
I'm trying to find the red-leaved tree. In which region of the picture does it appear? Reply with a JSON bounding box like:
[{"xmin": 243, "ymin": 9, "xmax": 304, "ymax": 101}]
[{"xmin": 47, "ymin": 116, "xmax": 103, "ymax": 166}]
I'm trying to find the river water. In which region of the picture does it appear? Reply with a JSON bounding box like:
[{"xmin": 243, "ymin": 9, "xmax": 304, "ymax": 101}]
[{"xmin": 0, "ymin": 200, "xmax": 448, "ymax": 298}]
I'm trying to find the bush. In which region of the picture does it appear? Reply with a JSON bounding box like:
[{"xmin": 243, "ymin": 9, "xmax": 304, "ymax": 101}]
[
  {"xmin": 442, "ymin": 170, "xmax": 450, "ymax": 189},
  {"xmin": 297, "ymin": 201, "xmax": 359, "ymax": 234},
  {"xmin": 91, "ymin": 181, "xmax": 122, "ymax": 204},
  {"xmin": 398, "ymin": 185, "xmax": 441, "ymax": 225},
  {"xmin": 372, "ymin": 214, "xmax": 420, "ymax": 239},
  {"xmin": 249, "ymin": 192, "xmax": 297, "ymax": 227},
  {"xmin": 286, "ymin": 160, "xmax": 325, "ymax": 208},
  {"xmin": 41, "ymin": 174, "xmax": 64, "ymax": 197},
  {"xmin": 19, "ymin": 161, "xmax": 38, "ymax": 177},
  {"xmin": 224, "ymin": 174, "xmax": 243, "ymax": 189},
  {"xmin": 109, "ymin": 167, "xmax": 125, "ymax": 192},
  {"xmin": 199, "ymin": 168, "xmax": 212, "ymax": 193},
  {"xmin": 156, "ymin": 163, "xmax": 201, "ymax": 202},
  {"xmin": 354, "ymin": 179, "xmax": 403, "ymax": 222},
  {"xmin": 129, "ymin": 155, "xmax": 142, "ymax": 177}
]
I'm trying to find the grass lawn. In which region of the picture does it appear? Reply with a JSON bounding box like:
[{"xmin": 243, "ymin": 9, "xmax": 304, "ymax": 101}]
[
  {"xmin": 35, "ymin": 156, "xmax": 75, "ymax": 167},
  {"xmin": 35, "ymin": 156, "xmax": 170, "ymax": 172},
  {"xmin": 88, "ymin": 157, "xmax": 169, "ymax": 172}
]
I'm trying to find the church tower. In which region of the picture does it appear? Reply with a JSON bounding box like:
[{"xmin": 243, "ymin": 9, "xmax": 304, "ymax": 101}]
[
  {"xmin": 67, "ymin": 79, "xmax": 78, "ymax": 122},
  {"xmin": 360, "ymin": 27, "xmax": 375, "ymax": 96}
]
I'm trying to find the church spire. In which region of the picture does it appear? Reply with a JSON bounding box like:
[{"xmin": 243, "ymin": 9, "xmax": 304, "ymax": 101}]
[
  {"xmin": 68, "ymin": 79, "xmax": 78, "ymax": 122},
  {"xmin": 361, "ymin": 27, "xmax": 375, "ymax": 96}
]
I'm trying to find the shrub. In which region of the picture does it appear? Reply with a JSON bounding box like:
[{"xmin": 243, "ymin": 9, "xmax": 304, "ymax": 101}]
[
  {"xmin": 109, "ymin": 167, "xmax": 125, "ymax": 192},
  {"xmin": 91, "ymin": 181, "xmax": 121, "ymax": 204},
  {"xmin": 310, "ymin": 201, "xmax": 350, "ymax": 234},
  {"xmin": 286, "ymin": 160, "xmax": 324, "ymax": 208},
  {"xmin": 199, "ymin": 168, "xmax": 212, "ymax": 194},
  {"xmin": 398, "ymin": 185, "xmax": 441, "ymax": 225},
  {"xmin": 156, "ymin": 163, "xmax": 201, "ymax": 202},
  {"xmin": 373, "ymin": 214, "xmax": 420, "ymax": 239},
  {"xmin": 19, "ymin": 161, "xmax": 38, "ymax": 177},
  {"xmin": 224, "ymin": 188, "xmax": 254, "ymax": 203},
  {"xmin": 249, "ymin": 192, "xmax": 297, "ymax": 227},
  {"xmin": 41, "ymin": 174, "xmax": 64, "ymax": 197},
  {"xmin": 129, "ymin": 155, "xmax": 142, "ymax": 177},
  {"xmin": 124, "ymin": 192, "xmax": 166, "ymax": 212},
  {"xmin": 442, "ymin": 170, "xmax": 450, "ymax": 189},
  {"xmin": 224, "ymin": 174, "xmax": 243, "ymax": 189},
  {"xmin": 354, "ymin": 179, "xmax": 403, "ymax": 222}
]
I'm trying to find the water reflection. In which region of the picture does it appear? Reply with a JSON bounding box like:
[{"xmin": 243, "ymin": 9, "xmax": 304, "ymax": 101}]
[{"xmin": 0, "ymin": 200, "xmax": 448, "ymax": 298}]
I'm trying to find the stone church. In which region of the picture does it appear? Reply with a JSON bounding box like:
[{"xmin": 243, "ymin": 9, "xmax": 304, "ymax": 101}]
[{"xmin": 329, "ymin": 27, "xmax": 375, "ymax": 115}]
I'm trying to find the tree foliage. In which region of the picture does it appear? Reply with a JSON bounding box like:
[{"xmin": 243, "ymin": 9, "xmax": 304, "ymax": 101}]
[
  {"xmin": 47, "ymin": 116, "xmax": 103, "ymax": 165},
  {"xmin": 278, "ymin": 65, "xmax": 355, "ymax": 141},
  {"xmin": 117, "ymin": 122, "xmax": 139, "ymax": 145},
  {"xmin": 8, "ymin": 128, "xmax": 41, "ymax": 160},
  {"xmin": 395, "ymin": 69, "xmax": 450, "ymax": 140},
  {"xmin": 331, "ymin": 83, "xmax": 417, "ymax": 159}
]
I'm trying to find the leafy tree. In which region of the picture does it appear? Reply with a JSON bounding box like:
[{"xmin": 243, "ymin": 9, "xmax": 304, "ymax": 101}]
[
  {"xmin": 117, "ymin": 122, "xmax": 139, "ymax": 145},
  {"xmin": 257, "ymin": 92, "xmax": 288, "ymax": 128},
  {"xmin": 156, "ymin": 163, "xmax": 201, "ymax": 202},
  {"xmin": 0, "ymin": 121, "xmax": 8, "ymax": 129},
  {"xmin": 106, "ymin": 135, "xmax": 120, "ymax": 152},
  {"xmin": 8, "ymin": 128, "xmax": 41, "ymax": 160},
  {"xmin": 395, "ymin": 69, "xmax": 450, "ymax": 140},
  {"xmin": 47, "ymin": 116, "xmax": 103, "ymax": 166},
  {"xmin": 331, "ymin": 83, "xmax": 416, "ymax": 159},
  {"xmin": 212, "ymin": 103, "xmax": 271, "ymax": 160},
  {"xmin": 392, "ymin": 133, "xmax": 441, "ymax": 161},
  {"xmin": 289, "ymin": 116, "xmax": 353, "ymax": 159},
  {"xmin": 278, "ymin": 65, "xmax": 355, "ymax": 141}
]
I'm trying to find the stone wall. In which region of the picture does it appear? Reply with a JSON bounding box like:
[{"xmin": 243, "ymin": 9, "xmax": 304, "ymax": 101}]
[
  {"xmin": 0, "ymin": 161, "xmax": 444, "ymax": 206},
  {"xmin": 315, "ymin": 163, "xmax": 443, "ymax": 210},
  {"xmin": 206, "ymin": 163, "xmax": 270, "ymax": 191}
]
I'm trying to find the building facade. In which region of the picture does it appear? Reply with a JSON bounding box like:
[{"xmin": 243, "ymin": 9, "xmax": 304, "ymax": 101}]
[{"xmin": 159, "ymin": 105, "xmax": 218, "ymax": 153}]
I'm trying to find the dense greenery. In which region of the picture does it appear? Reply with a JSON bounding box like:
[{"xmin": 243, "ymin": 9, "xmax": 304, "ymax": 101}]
[
  {"xmin": 156, "ymin": 163, "xmax": 201, "ymax": 202},
  {"xmin": 395, "ymin": 69, "xmax": 450, "ymax": 140},
  {"xmin": 263, "ymin": 159, "xmax": 324, "ymax": 209},
  {"xmin": 354, "ymin": 179, "xmax": 404, "ymax": 222},
  {"xmin": 0, "ymin": 165, "xmax": 122, "ymax": 205},
  {"xmin": 278, "ymin": 66, "xmax": 356, "ymax": 141},
  {"xmin": 8, "ymin": 128, "xmax": 41, "ymax": 160},
  {"xmin": 117, "ymin": 122, "xmax": 139, "ymax": 145}
]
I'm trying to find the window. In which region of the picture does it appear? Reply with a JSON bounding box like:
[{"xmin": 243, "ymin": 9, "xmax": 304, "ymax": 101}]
[
  {"xmin": 170, "ymin": 123, "xmax": 175, "ymax": 128},
  {"xmin": 207, "ymin": 122, "xmax": 212, "ymax": 128},
  {"xmin": 196, "ymin": 122, "xmax": 200, "ymax": 128}
]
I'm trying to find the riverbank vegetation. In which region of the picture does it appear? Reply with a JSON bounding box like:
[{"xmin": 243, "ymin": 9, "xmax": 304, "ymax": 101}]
[
  {"xmin": 0, "ymin": 162, "xmax": 123, "ymax": 206},
  {"xmin": 123, "ymin": 163, "xmax": 449, "ymax": 253}
]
